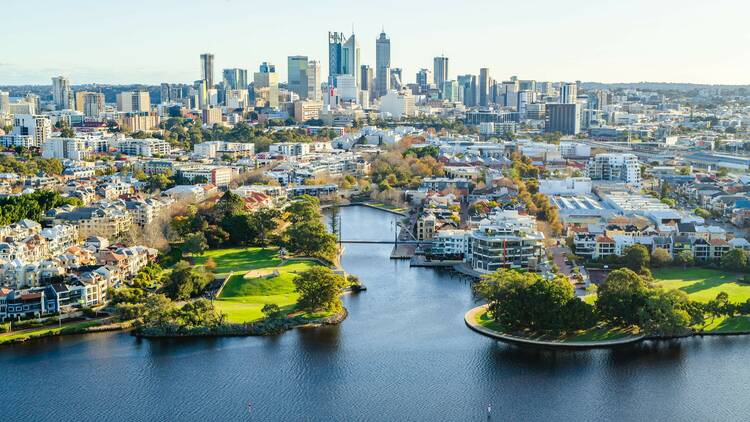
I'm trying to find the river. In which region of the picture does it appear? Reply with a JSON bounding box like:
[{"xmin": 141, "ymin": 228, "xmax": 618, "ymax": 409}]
[{"xmin": 2, "ymin": 205, "xmax": 750, "ymax": 421}]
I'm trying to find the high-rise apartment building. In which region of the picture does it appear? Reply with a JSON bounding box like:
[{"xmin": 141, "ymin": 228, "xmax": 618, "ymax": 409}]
[
  {"xmin": 585, "ymin": 153, "xmax": 641, "ymax": 187},
  {"xmin": 502, "ymin": 80, "xmax": 519, "ymax": 107},
  {"xmin": 75, "ymin": 92, "xmax": 105, "ymax": 117},
  {"xmin": 51, "ymin": 76, "xmax": 74, "ymax": 110},
  {"xmin": 12, "ymin": 114, "xmax": 51, "ymax": 147},
  {"xmin": 434, "ymin": 56, "xmax": 449, "ymax": 95},
  {"xmin": 116, "ymin": 91, "xmax": 150, "ymax": 113},
  {"xmin": 375, "ymin": 31, "xmax": 391, "ymax": 98},
  {"xmin": 222, "ymin": 68, "xmax": 247, "ymax": 90},
  {"xmin": 254, "ymin": 62, "xmax": 279, "ymax": 109},
  {"xmin": 0, "ymin": 91, "xmax": 10, "ymax": 114},
  {"xmin": 560, "ymin": 82, "xmax": 577, "ymax": 104},
  {"xmin": 442, "ymin": 80, "xmax": 459, "ymax": 102},
  {"xmin": 307, "ymin": 61, "xmax": 321, "ymax": 101},
  {"xmin": 287, "ymin": 56, "xmax": 309, "ymax": 99},
  {"xmin": 200, "ymin": 53, "xmax": 215, "ymax": 87}
]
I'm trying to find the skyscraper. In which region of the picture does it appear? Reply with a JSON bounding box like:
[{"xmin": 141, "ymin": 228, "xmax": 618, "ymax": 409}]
[
  {"xmin": 328, "ymin": 32, "xmax": 360, "ymax": 89},
  {"xmin": 51, "ymin": 76, "xmax": 74, "ymax": 110},
  {"xmin": 458, "ymin": 75, "xmax": 477, "ymax": 107},
  {"xmin": 222, "ymin": 68, "xmax": 248, "ymax": 91},
  {"xmin": 307, "ymin": 60, "xmax": 321, "ymax": 101},
  {"xmin": 390, "ymin": 68, "xmax": 403, "ymax": 90},
  {"xmin": 375, "ymin": 31, "xmax": 391, "ymax": 98},
  {"xmin": 560, "ymin": 82, "xmax": 577, "ymax": 104},
  {"xmin": 360, "ymin": 65, "xmax": 374, "ymax": 97},
  {"xmin": 116, "ymin": 91, "xmax": 150, "ymax": 113},
  {"xmin": 479, "ymin": 68, "xmax": 490, "ymax": 107},
  {"xmin": 287, "ymin": 56, "xmax": 309, "ymax": 99},
  {"xmin": 254, "ymin": 62, "xmax": 279, "ymax": 109},
  {"xmin": 416, "ymin": 69, "xmax": 433, "ymax": 94},
  {"xmin": 0, "ymin": 91, "xmax": 9, "ymax": 114},
  {"xmin": 75, "ymin": 92, "xmax": 105, "ymax": 117},
  {"xmin": 433, "ymin": 56, "xmax": 449, "ymax": 94},
  {"xmin": 200, "ymin": 53, "xmax": 215, "ymax": 87}
]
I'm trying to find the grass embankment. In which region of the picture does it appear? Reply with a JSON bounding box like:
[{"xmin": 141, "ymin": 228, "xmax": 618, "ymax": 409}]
[
  {"xmin": 653, "ymin": 268, "xmax": 750, "ymax": 303},
  {"xmin": 0, "ymin": 318, "xmax": 118, "ymax": 345},
  {"xmin": 197, "ymin": 247, "xmax": 322, "ymax": 323},
  {"xmin": 473, "ymin": 308, "xmax": 639, "ymax": 343}
]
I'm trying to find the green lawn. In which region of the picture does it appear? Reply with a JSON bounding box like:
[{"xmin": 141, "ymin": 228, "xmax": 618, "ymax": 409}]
[
  {"xmin": 193, "ymin": 247, "xmax": 281, "ymax": 275},
  {"xmin": 653, "ymin": 267, "xmax": 750, "ymax": 303},
  {"xmin": 215, "ymin": 259, "xmax": 319, "ymax": 323},
  {"xmin": 0, "ymin": 320, "xmax": 104, "ymax": 344},
  {"xmin": 701, "ymin": 315, "xmax": 750, "ymax": 333},
  {"xmin": 473, "ymin": 308, "xmax": 639, "ymax": 343}
]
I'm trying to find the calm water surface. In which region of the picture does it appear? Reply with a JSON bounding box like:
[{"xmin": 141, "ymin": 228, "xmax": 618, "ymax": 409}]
[{"xmin": 2, "ymin": 206, "xmax": 750, "ymax": 421}]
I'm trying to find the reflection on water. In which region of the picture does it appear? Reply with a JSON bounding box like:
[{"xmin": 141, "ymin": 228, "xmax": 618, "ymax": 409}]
[{"xmin": 2, "ymin": 206, "xmax": 750, "ymax": 421}]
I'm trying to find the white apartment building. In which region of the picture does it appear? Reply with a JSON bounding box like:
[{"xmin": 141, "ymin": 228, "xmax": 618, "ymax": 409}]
[
  {"xmin": 269, "ymin": 142, "xmax": 310, "ymax": 156},
  {"xmin": 539, "ymin": 177, "xmax": 593, "ymax": 195},
  {"xmin": 42, "ymin": 138, "xmax": 90, "ymax": 160},
  {"xmin": 468, "ymin": 210, "xmax": 546, "ymax": 273},
  {"xmin": 585, "ymin": 153, "xmax": 641, "ymax": 187},
  {"xmin": 193, "ymin": 141, "xmax": 254, "ymax": 159},
  {"xmin": 11, "ymin": 114, "xmax": 51, "ymax": 147},
  {"xmin": 380, "ymin": 89, "xmax": 415, "ymax": 120},
  {"xmin": 118, "ymin": 138, "xmax": 171, "ymax": 157}
]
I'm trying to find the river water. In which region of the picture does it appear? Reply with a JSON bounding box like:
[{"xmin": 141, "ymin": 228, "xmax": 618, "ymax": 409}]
[{"xmin": 2, "ymin": 206, "xmax": 750, "ymax": 421}]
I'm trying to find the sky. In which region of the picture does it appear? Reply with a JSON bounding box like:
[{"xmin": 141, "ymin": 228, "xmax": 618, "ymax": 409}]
[{"xmin": 2, "ymin": 0, "xmax": 750, "ymax": 86}]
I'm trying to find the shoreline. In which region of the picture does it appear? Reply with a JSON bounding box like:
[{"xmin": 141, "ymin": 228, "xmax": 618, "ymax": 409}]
[
  {"xmin": 134, "ymin": 308, "xmax": 348, "ymax": 339},
  {"xmin": 0, "ymin": 319, "xmax": 132, "ymax": 346}
]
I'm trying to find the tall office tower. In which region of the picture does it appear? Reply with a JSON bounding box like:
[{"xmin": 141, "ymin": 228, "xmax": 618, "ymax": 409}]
[
  {"xmin": 160, "ymin": 83, "xmax": 171, "ymax": 103},
  {"xmin": 503, "ymin": 80, "xmax": 519, "ymax": 107},
  {"xmin": 360, "ymin": 65, "xmax": 374, "ymax": 97},
  {"xmin": 560, "ymin": 82, "xmax": 577, "ymax": 104},
  {"xmin": 416, "ymin": 68, "xmax": 433, "ymax": 93},
  {"xmin": 375, "ymin": 30, "xmax": 391, "ymax": 98},
  {"xmin": 442, "ymin": 80, "xmax": 459, "ymax": 102},
  {"xmin": 545, "ymin": 103, "xmax": 581, "ymax": 135},
  {"xmin": 222, "ymin": 68, "xmax": 248, "ymax": 90},
  {"xmin": 75, "ymin": 92, "xmax": 105, "ymax": 117},
  {"xmin": 458, "ymin": 75, "xmax": 477, "ymax": 107},
  {"xmin": 594, "ymin": 90, "xmax": 609, "ymax": 110},
  {"xmin": 433, "ymin": 56, "xmax": 449, "ymax": 95},
  {"xmin": 328, "ymin": 32, "xmax": 360, "ymax": 88},
  {"xmin": 200, "ymin": 53, "xmax": 215, "ymax": 87},
  {"xmin": 540, "ymin": 82, "xmax": 554, "ymax": 96},
  {"xmin": 116, "ymin": 91, "xmax": 150, "ymax": 113},
  {"xmin": 51, "ymin": 76, "xmax": 74, "ymax": 110},
  {"xmin": 519, "ymin": 80, "xmax": 536, "ymax": 92},
  {"xmin": 390, "ymin": 68, "xmax": 403, "ymax": 90},
  {"xmin": 479, "ymin": 68, "xmax": 490, "ymax": 107},
  {"xmin": 307, "ymin": 60, "xmax": 321, "ymax": 101},
  {"xmin": 193, "ymin": 80, "xmax": 208, "ymax": 109},
  {"xmin": 254, "ymin": 62, "xmax": 279, "ymax": 109},
  {"xmin": 287, "ymin": 56, "xmax": 309, "ymax": 99},
  {"xmin": 0, "ymin": 91, "xmax": 9, "ymax": 114}
]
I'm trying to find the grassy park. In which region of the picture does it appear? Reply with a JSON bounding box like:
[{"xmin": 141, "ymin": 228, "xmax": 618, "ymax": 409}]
[
  {"xmin": 473, "ymin": 307, "xmax": 640, "ymax": 343},
  {"xmin": 653, "ymin": 268, "xmax": 750, "ymax": 303},
  {"xmin": 198, "ymin": 248, "xmax": 320, "ymax": 323}
]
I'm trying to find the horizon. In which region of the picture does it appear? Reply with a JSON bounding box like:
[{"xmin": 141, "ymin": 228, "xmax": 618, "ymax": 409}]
[{"xmin": 3, "ymin": 0, "xmax": 749, "ymax": 86}]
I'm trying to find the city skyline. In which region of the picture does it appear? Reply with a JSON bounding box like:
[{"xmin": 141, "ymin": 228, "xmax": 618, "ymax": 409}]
[{"xmin": 3, "ymin": 0, "xmax": 749, "ymax": 86}]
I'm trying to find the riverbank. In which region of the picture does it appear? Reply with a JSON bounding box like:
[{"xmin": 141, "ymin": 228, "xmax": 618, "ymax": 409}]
[
  {"xmin": 0, "ymin": 318, "xmax": 132, "ymax": 345},
  {"xmin": 135, "ymin": 308, "xmax": 347, "ymax": 338},
  {"xmin": 465, "ymin": 305, "xmax": 645, "ymax": 349},
  {"xmin": 324, "ymin": 201, "xmax": 409, "ymax": 216}
]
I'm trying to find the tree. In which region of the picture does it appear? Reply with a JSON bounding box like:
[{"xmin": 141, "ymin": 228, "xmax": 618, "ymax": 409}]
[
  {"xmin": 182, "ymin": 232, "xmax": 208, "ymax": 256},
  {"xmin": 638, "ymin": 289, "xmax": 691, "ymax": 336},
  {"xmin": 596, "ymin": 268, "xmax": 650, "ymax": 326},
  {"xmin": 293, "ymin": 267, "xmax": 348, "ymax": 313},
  {"xmin": 163, "ymin": 261, "xmax": 213, "ymax": 300},
  {"xmin": 475, "ymin": 269, "xmax": 595, "ymax": 332},
  {"xmin": 720, "ymin": 248, "xmax": 748, "ymax": 272},
  {"xmin": 674, "ymin": 250, "xmax": 694, "ymax": 267},
  {"xmin": 651, "ymin": 248, "xmax": 673, "ymax": 268},
  {"xmin": 176, "ymin": 299, "xmax": 225, "ymax": 328},
  {"xmin": 622, "ymin": 244, "xmax": 650, "ymax": 273},
  {"xmin": 694, "ymin": 208, "xmax": 711, "ymax": 219},
  {"xmin": 261, "ymin": 303, "xmax": 285, "ymax": 319}
]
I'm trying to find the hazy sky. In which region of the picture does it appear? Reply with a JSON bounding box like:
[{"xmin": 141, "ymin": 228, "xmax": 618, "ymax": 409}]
[{"xmin": 3, "ymin": 0, "xmax": 749, "ymax": 86}]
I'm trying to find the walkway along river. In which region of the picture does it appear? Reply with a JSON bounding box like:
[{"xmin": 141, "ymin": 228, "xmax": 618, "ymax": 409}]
[{"xmin": 2, "ymin": 206, "xmax": 750, "ymax": 421}]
